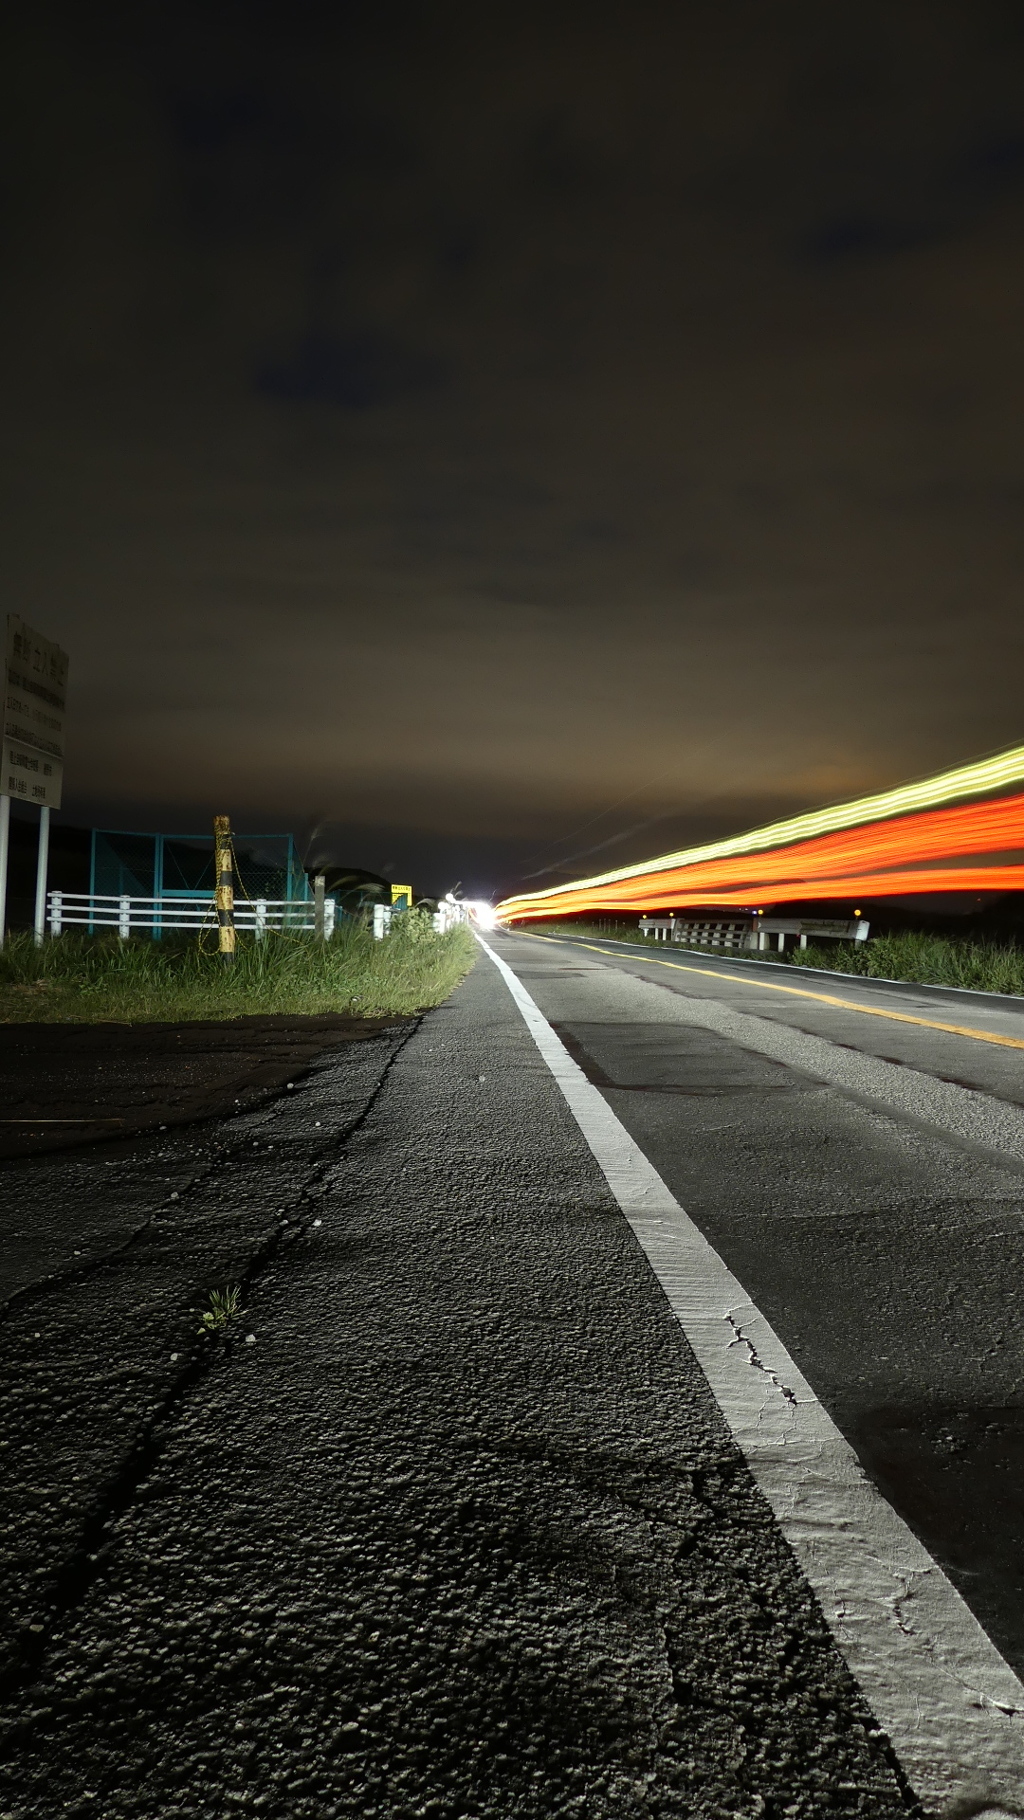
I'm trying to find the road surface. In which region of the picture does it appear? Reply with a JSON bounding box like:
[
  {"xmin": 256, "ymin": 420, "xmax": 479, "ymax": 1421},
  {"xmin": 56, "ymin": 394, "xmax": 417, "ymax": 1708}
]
[{"xmin": 1, "ymin": 942, "xmax": 1023, "ymax": 1818}]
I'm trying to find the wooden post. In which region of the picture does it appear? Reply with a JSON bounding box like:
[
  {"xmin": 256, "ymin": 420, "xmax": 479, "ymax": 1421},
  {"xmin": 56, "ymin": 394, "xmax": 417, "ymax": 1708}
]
[
  {"xmin": 314, "ymin": 872, "xmax": 326, "ymax": 941},
  {"xmin": 213, "ymin": 815, "xmax": 235, "ymax": 964}
]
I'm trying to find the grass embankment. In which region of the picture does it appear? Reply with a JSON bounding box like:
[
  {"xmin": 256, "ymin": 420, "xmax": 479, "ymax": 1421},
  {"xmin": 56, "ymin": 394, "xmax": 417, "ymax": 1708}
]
[
  {"xmin": 0, "ymin": 914, "xmax": 478, "ymax": 1023},
  {"xmin": 515, "ymin": 920, "xmax": 1024, "ymax": 995},
  {"xmin": 787, "ymin": 931, "xmax": 1024, "ymax": 994}
]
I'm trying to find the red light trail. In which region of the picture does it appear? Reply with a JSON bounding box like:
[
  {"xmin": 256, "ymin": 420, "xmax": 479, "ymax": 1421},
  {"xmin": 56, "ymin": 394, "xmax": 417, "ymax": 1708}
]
[{"xmin": 498, "ymin": 787, "xmax": 1024, "ymax": 923}]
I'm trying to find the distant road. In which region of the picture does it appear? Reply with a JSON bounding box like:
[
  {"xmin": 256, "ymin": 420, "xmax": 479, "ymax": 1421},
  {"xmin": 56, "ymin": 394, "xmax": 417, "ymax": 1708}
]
[{"xmin": 487, "ymin": 928, "xmax": 1024, "ymax": 1806}]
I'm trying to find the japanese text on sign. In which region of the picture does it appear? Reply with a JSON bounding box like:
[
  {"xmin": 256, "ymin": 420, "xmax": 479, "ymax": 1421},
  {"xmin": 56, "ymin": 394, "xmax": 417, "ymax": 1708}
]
[{"xmin": 3, "ymin": 617, "xmax": 69, "ymax": 810}]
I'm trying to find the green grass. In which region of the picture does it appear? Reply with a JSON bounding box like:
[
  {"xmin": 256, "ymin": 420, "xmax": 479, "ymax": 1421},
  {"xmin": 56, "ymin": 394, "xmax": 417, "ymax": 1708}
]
[
  {"xmin": 787, "ymin": 930, "xmax": 1024, "ymax": 994},
  {"xmin": 196, "ymin": 1287, "xmax": 241, "ymax": 1336},
  {"xmin": 512, "ymin": 919, "xmax": 1024, "ymax": 995},
  {"xmin": 0, "ymin": 913, "xmax": 477, "ymax": 1023}
]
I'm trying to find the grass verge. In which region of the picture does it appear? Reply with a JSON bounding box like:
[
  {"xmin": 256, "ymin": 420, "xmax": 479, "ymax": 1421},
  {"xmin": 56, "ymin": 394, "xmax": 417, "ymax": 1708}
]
[
  {"xmin": 0, "ymin": 915, "xmax": 478, "ymax": 1023},
  {"xmin": 786, "ymin": 931, "xmax": 1024, "ymax": 994},
  {"xmin": 512, "ymin": 921, "xmax": 1024, "ymax": 996}
]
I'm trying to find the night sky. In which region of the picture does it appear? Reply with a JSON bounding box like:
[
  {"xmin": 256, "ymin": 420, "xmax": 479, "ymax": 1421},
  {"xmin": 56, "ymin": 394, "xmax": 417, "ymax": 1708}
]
[{"xmin": 4, "ymin": 2, "xmax": 1024, "ymax": 897}]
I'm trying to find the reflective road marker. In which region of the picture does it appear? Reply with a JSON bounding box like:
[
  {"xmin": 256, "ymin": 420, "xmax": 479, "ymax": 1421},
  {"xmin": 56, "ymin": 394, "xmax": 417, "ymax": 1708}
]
[{"xmin": 479, "ymin": 934, "xmax": 1024, "ymax": 1817}]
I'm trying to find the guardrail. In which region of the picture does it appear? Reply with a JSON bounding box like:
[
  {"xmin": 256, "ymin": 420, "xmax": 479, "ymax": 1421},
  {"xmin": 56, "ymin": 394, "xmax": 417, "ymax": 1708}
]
[
  {"xmin": 47, "ymin": 892, "xmax": 337, "ymax": 939},
  {"xmin": 638, "ymin": 915, "xmax": 870, "ymax": 953},
  {"xmin": 638, "ymin": 917, "xmax": 755, "ymax": 948}
]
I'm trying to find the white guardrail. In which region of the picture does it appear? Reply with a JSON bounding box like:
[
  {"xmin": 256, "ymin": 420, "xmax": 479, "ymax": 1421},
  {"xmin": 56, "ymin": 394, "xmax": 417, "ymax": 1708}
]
[
  {"xmin": 47, "ymin": 893, "xmax": 336, "ymax": 939},
  {"xmin": 637, "ymin": 915, "xmax": 870, "ymax": 952}
]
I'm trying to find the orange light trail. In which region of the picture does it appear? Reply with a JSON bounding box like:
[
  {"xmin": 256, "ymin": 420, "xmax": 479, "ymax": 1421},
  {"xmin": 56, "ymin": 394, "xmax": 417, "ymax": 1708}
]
[{"xmin": 498, "ymin": 786, "xmax": 1024, "ymax": 923}]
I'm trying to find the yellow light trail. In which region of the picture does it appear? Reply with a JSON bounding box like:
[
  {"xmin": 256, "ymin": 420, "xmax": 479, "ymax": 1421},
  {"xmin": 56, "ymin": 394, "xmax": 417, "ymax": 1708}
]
[{"xmin": 497, "ymin": 744, "xmax": 1024, "ymax": 922}]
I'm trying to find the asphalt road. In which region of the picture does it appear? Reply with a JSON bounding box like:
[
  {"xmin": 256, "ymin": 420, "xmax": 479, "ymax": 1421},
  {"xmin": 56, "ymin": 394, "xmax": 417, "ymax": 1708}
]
[
  {"xmin": 0, "ymin": 959, "xmax": 928, "ymax": 1820},
  {"xmin": 6, "ymin": 953, "xmax": 1024, "ymax": 1820},
  {"xmin": 490, "ymin": 935, "xmax": 1024, "ymax": 1695}
]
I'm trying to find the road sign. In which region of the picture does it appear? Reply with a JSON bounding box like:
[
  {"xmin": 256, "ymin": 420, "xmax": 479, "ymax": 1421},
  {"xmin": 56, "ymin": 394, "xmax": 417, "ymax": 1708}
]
[
  {"xmin": 3, "ymin": 616, "xmax": 68, "ymax": 811},
  {"xmin": 391, "ymin": 884, "xmax": 413, "ymax": 910}
]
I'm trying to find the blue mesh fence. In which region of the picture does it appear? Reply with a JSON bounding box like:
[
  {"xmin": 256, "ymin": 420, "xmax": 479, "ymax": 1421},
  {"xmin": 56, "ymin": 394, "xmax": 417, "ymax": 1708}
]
[{"xmin": 90, "ymin": 831, "xmax": 310, "ymax": 910}]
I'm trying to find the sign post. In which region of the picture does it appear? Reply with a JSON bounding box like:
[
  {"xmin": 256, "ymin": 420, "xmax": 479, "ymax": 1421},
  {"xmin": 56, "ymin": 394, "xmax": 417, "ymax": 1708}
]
[
  {"xmin": 33, "ymin": 807, "xmax": 50, "ymax": 945},
  {"xmin": 0, "ymin": 796, "xmax": 9, "ymax": 949},
  {"xmin": 1, "ymin": 616, "xmax": 69, "ymax": 947}
]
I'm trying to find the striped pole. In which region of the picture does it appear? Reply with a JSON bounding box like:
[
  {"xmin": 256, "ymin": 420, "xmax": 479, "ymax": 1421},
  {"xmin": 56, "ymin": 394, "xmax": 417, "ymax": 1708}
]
[{"xmin": 213, "ymin": 815, "xmax": 235, "ymax": 964}]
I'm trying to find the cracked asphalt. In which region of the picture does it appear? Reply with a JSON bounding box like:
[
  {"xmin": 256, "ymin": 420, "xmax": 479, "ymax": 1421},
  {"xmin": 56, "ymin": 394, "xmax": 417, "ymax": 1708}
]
[{"xmin": 0, "ymin": 957, "xmax": 919, "ymax": 1819}]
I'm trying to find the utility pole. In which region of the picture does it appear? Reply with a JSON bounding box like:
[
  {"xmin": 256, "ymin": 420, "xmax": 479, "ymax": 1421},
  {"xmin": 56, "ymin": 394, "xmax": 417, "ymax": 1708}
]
[{"xmin": 214, "ymin": 815, "xmax": 235, "ymax": 964}]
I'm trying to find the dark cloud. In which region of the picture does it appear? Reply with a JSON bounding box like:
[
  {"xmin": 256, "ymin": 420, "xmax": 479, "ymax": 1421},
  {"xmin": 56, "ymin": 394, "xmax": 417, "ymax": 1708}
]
[
  {"xmin": 3, "ymin": 1, "xmax": 1024, "ymax": 896},
  {"xmin": 801, "ymin": 128, "xmax": 1024, "ymax": 263},
  {"xmin": 257, "ymin": 329, "xmax": 445, "ymax": 409}
]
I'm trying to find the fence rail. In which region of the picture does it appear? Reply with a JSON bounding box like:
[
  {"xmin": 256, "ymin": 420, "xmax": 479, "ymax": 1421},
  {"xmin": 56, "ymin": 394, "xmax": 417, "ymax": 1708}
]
[
  {"xmin": 48, "ymin": 892, "xmax": 336, "ymax": 939},
  {"xmin": 637, "ymin": 914, "xmax": 870, "ymax": 953}
]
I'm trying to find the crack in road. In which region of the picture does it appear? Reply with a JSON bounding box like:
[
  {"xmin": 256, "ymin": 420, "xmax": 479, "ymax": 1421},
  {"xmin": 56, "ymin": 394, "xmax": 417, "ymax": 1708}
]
[
  {"xmin": 0, "ymin": 1019, "xmax": 422, "ymax": 1701},
  {"xmin": 725, "ymin": 1314, "xmax": 799, "ymax": 1407}
]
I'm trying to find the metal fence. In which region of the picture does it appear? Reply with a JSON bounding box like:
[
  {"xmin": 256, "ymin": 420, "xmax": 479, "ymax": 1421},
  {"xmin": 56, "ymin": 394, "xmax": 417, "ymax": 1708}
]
[
  {"xmin": 90, "ymin": 830, "xmax": 310, "ymax": 907},
  {"xmin": 48, "ymin": 892, "xmax": 337, "ymax": 940}
]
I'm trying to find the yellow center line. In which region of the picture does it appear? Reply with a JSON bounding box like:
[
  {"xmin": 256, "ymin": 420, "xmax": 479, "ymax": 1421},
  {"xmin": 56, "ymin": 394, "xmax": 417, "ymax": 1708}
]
[{"xmin": 517, "ymin": 931, "xmax": 1024, "ymax": 1053}]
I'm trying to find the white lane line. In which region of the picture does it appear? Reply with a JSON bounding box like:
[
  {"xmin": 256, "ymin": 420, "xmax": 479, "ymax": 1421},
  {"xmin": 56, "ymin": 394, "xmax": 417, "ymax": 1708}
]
[{"xmin": 477, "ymin": 935, "xmax": 1024, "ymax": 1818}]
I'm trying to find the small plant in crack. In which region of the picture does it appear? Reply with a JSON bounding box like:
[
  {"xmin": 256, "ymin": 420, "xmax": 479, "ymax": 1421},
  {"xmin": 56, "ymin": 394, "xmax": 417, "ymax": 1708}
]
[{"xmin": 196, "ymin": 1286, "xmax": 241, "ymax": 1336}]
